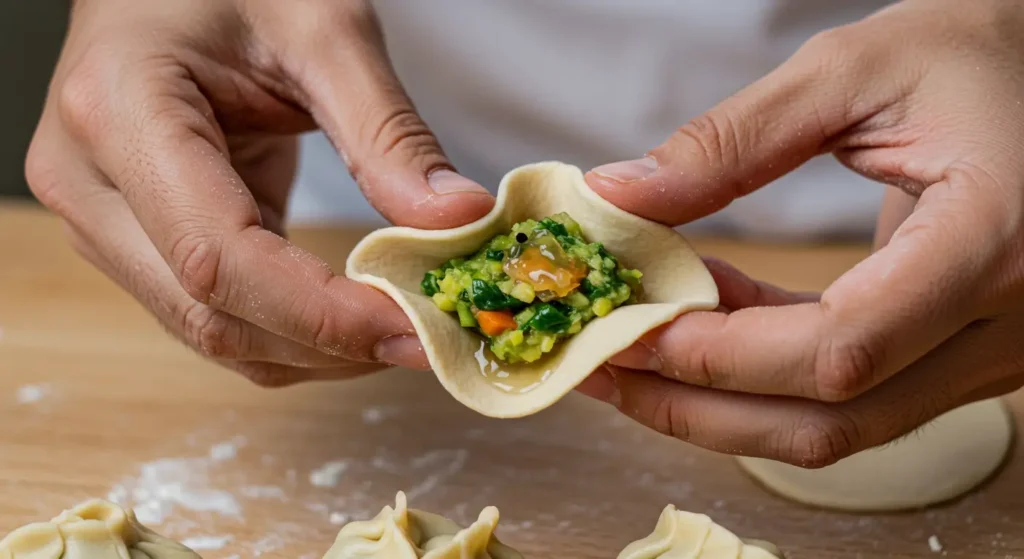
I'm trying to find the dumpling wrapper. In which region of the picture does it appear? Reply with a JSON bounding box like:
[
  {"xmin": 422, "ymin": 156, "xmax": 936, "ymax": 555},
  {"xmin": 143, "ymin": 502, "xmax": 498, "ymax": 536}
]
[
  {"xmin": 323, "ymin": 491, "xmax": 522, "ymax": 559},
  {"xmin": 618, "ymin": 504, "xmax": 783, "ymax": 559},
  {"xmin": 736, "ymin": 398, "xmax": 1014, "ymax": 511},
  {"xmin": 346, "ymin": 161, "xmax": 719, "ymax": 418},
  {"xmin": 0, "ymin": 499, "xmax": 201, "ymax": 559}
]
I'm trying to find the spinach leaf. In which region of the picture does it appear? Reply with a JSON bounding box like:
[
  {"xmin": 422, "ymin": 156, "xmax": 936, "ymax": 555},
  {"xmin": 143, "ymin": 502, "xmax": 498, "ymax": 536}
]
[
  {"xmin": 537, "ymin": 218, "xmax": 569, "ymax": 238},
  {"xmin": 485, "ymin": 248, "xmax": 505, "ymax": 261},
  {"xmin": 524, "ymin": 303, "xmax": 572, "ymax": 333},
  {"xmin": 421, "ymin": 271, "xmax": 441, "ymax": 296},
  {"xmin": 470, "ymin": 279, "xmax": 525, "ymax": 311}
]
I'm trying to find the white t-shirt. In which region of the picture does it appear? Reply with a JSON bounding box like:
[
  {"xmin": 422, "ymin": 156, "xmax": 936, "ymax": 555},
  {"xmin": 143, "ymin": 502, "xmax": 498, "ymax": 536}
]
[{"xmin": 289, "ymin": 0, "xmax": 895, "ymax": 241}]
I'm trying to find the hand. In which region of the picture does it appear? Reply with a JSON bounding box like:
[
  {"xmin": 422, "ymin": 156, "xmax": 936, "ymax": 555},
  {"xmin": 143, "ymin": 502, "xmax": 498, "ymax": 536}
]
[
  {"xmin": 26, "ymin": 0, "xmax": 493, "ymax": 385},
  {"xmin": 580, "ymin": 0, "xmax": 1024, "ymax": 467}
]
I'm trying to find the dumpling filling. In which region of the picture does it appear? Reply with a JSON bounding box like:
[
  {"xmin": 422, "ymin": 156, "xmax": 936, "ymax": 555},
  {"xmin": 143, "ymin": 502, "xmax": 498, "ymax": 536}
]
[{"xmin": 421, "ymin": 212, "xmax": 643, "ymax": 363}]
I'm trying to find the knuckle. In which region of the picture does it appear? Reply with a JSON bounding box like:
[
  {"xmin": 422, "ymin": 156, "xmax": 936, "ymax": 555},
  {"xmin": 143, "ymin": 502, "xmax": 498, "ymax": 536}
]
[
  {"xmin": 671, "ymin": 111, "xmax": 743, "ymax": 177},
  {"xmin": 181, "ymin": 304, "xmax": 247, "ymax": 360},
  {"xmin": 650, "ymin": 393, "xmax": 691, "ymax": 442},
  {"xmin": 347, "ymin": 104, "xmax": 442, "ymax": 184},
  {"xmin": 815, "ymin": 334, "xmax": 881, "ymax": 402},
  {"xmin": 299, "ymin": 300, "xmax": 345, "ymax": 356},
  {"xmin": 782, "ymin": 412, "xmax": 857, "ymax": 468},
  {"xmin": 795, "ymin": 26, "xmax": 867, "ymax": 78},
  {"xmin": 288, "ymin": 0, "xmax": 380, "ymax": 50},
  {"xmin": 57, "ymin": 64, "xmax": 110, "ymax": 144},
  {"xmin": 24, "ymin": 143, "xmax": 69, "ymax": 214},
  {"xmin": 372, "ymin": 108, "xmax": 441, "ymax": 162},
  {"xmin": 171, "ymin": 233, "xmax": 224, "ymax": 305}
]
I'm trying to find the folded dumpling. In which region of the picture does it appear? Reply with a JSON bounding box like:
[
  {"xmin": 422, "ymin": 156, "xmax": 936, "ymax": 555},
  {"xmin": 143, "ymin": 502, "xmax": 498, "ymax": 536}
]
[
  {"xmin": 618, "ymin": 505, "xmax": 782, "ymax": 559},
  {"xmin": 0, "ymin": 499, "xmax": 201, "ymax": 559},
  {"xmin": 323, "ymin": 492, "xmax": 522, "ymax": 559}
]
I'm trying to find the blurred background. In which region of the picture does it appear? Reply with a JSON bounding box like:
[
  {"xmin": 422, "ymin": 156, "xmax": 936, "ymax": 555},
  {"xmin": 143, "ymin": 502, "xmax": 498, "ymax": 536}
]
[{"xmin": 1, "ymin": 2, "xmax": 67, "ymax": 200}]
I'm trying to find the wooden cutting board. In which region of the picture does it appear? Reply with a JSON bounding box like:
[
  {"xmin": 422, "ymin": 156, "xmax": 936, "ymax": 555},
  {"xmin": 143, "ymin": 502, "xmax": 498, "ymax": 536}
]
[{"xmin": 0, "ymin": 202, "xmax": 1021, "ymax": 558}]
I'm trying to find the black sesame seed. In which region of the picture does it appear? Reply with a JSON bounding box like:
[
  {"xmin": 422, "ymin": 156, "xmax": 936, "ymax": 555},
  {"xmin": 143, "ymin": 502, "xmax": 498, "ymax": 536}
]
[{"xmin": 515, "ymin": 232, "xmax": 528, "ymax": 243}]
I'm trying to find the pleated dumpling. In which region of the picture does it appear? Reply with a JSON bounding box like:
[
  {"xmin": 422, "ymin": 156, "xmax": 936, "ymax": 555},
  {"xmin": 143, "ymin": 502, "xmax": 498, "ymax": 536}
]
[
  {"xmin": 0, "ymin": 499, "xmax": 201, "ymax": 559},
  {"xmin": 617, "ymin": 505, "xmax": 782, "ymax": 559},
  {"xmin": 323, "ymin": 492, "xmax": 522, "ymax": 559}
]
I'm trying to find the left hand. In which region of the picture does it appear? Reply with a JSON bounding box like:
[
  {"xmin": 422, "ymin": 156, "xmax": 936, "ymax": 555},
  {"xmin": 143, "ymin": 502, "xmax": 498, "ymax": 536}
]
[{"xmin": 579, "ymin": 0, "xmax": 1024, "ymax": 468}]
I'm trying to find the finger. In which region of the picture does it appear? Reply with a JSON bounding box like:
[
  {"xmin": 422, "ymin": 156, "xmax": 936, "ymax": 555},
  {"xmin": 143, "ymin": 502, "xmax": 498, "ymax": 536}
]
[
  {"xmin": 63, "ymin": 190, "xmax": 363, "ymax": 368},
  {"xmin": 229, "ymin": 361, "xmax": 387, "ymax": 388},
  {"xmin": 701, "ymin": 257, "xmax": 821, "ymax": 310},
  {"xmin": 637, "ymin": 177, "xmax": 1001, "ymax": 401},
  {"xmin": 873, "ymin": 187, "xmax": 918, "ymax": 251},
  {"xmin": 585, "ymin": 27, "xmax": 902, "ymax": 226},
  {"xmin": 27, "ymin": 124, "xmax": 370, "ymax": 369},
  {"xmin": 276, "ymin": 2, "xmax": 494, "ymax": 229},
  {"xmin": 58, "ymin": 65, "xmax": 425, "ymax": 367},
  {"xmin": 601, "ymin": 316, "xmax": 1018, "ymax": 466},
  {"xmin": 608, "ymin": 258, "xmax": 817, "ymax": 371}
]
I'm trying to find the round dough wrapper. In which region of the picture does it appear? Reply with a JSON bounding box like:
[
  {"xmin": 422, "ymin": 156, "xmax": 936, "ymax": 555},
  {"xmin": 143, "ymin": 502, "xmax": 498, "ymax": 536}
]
[
  {"xmin": 346, "ymin": 161, "xmax": 718, "ymax": 418},
  {"xmin": 617, "ymin": 504, "xmax": 783, "ymax": 558},
  {"xmin": 737, "ymin": 398, "xmax": 1014, "ymax": 511}
]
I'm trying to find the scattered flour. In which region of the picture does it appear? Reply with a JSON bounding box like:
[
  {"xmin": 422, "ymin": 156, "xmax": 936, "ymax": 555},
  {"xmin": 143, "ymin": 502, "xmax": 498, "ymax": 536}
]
[
  {"xmin": 252, "ymin": 534, "xmax": 285, "ymax": 557},
  {"xmin": 240, "ymin": 485, "xmax": 287, "ymax": 500},
  {"xmin": 107, "ymin": 457, "xmax": 242, "ymax": 525},
  {"xmin": 16, "ymin": 384, "xmax": 49, "ymax": 404},
  {"xmin": 360, "ymin": 406, "xmax": 401, "ymax": 425},
  {"xmin": 928, "ymin": 535, "xmax": 944, "ymax": 553},
  {"xmin": 181, "ymin": 535, "xmax": 233, "ymax": 551},
  {"xmin": 405, "ymin": 449, "xmax": 469, "ymax": 501},
  {"xmin": 329, "ymin": 512, "xmax": 349, "ymax": 525},
  {"xmin": 309, "ymin": 461, "xmax": 349, "ymax": 487},
  {"xmin": 209, "ymin": 437, "xmax": 248, "ymax": 462},
  {"xmin": 361, "ymin": 407, "xmax": 386, "ymax": 424}
]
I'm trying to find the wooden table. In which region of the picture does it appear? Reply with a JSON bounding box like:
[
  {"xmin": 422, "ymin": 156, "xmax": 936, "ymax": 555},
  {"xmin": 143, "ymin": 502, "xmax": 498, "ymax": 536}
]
[{"xmin": 0, "ymin": 202, "xmax": 1021, "ymax": 559}]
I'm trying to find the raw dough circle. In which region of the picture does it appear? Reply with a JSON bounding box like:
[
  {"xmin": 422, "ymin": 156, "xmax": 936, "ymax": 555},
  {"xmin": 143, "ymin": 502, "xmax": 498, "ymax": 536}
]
[{"xmin": 736, "ymin": 398, "xmax": 1014, "ymax": 512}]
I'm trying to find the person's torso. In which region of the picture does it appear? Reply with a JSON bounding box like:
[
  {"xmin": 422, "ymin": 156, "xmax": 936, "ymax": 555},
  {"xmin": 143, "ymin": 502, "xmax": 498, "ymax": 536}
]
[{"xmin": 290, "ymin": 0, "xmax": 894, "ymax": 241}]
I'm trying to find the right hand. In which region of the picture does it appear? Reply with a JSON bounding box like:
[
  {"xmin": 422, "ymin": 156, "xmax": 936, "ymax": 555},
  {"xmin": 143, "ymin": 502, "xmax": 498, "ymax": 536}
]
[{"xmin": 26, "ymin": 0, "xmax": 494, "ymax": 385}]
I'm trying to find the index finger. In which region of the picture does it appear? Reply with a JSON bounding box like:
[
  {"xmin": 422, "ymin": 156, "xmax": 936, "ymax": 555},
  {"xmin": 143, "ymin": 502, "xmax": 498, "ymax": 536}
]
[
  {"xmin": 645, "ymin": 176, "xmax": 1001, "ymax": 401},
  {"xmin": 66, "ymin": 71, "xmax": 415, "ymax": 362}
]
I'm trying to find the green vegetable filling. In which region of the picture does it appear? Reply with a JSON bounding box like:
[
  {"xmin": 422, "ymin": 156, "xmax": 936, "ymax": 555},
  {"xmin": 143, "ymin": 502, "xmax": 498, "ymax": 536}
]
[{"xmin": 421, "ymin": 212, "xmax": 643, "ymax": 364}]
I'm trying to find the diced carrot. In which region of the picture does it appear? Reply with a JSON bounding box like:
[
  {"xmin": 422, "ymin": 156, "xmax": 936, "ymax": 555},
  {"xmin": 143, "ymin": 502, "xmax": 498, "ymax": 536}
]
[{"xmin": 476, "ymin": 310, "xmax": 517, "ymax": 336}]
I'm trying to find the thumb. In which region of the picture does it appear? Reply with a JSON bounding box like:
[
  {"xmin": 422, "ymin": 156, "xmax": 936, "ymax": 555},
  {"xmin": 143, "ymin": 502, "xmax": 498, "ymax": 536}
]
[
  {"xmin": 586, "ymin": 32, "xmax": 883, "ymax": 226},
  {"xmin": 292, "ymin": 5, "xmax": 494, "ymax": 230}
]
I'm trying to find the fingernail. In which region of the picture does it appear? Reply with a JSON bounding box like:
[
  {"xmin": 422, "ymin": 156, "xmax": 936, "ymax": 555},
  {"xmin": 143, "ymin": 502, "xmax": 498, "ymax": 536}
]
[
  {"xmin": 591, "ymin": 156, "xmax": 658, "ymax": 183},
  {"xmin": 374, "ymin": 335, "xmax": 431, "ymax": 371},
  {"xmin": 428, "ymin": 169, "xmax": 490, "ymax": 195}
]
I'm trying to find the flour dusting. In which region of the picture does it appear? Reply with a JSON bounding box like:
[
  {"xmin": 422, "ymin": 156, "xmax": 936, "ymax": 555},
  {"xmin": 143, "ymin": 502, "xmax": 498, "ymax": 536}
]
[
  {"xmin": 405, "ymin": 449, "xmax": 469, "ymax": 501},
  {"xmin": 181, "ymin": 535, "xmax": 233, "ymax": 551},
  {"xmin": 240, "ymin": 485, "xmax": 287, "ymax": 500},
  {"xmin": 252, "ymin": 534, "xmax": 285, "ymax": 557},
  {"xmin": 309, "ymin": 461, "xmax": 349, "ymax": 487},
  {"xmin": 329, "ymin": 512, "xmax": 349, "ymax": 525},
  {"xmin": 107, "ymin": 457, "xmax": 242, "ymax": 525},
  {"xmin": 360, "ymin": 406, "xmax": 401, "ymax": 424},
  {"xmin": 16, "ymin": 384, "xmax": 49, "ymax": 404},
  {"xmin": 210, "ymin": 436, "xmax": 248, "ymax": 462}
]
